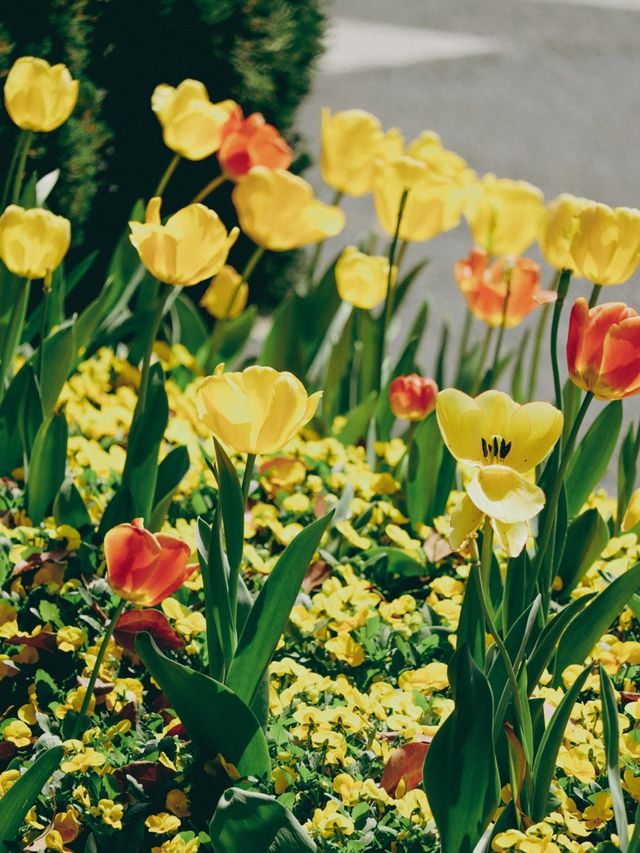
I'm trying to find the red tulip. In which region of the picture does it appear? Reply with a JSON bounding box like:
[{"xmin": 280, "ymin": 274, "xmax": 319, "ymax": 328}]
[
  {"xmin": 567, "ymin": 297, "xmax": 640, "ymax": 400},
  {"xmin": 219, "ymin": 108, "xmax": 292, "ymax": 179},
  {"xmin": 104, "ymin": 519, "xmax": 195, "ymax": 607},
  {"xmin": 389, "ymin": 375, "xmax": 438, "ymax": 421}
]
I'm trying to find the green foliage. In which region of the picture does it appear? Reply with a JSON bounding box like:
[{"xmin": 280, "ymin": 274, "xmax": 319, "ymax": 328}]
[{"xmin": 0, "ymin": 746, "xmax": 63, "ymax": 845}]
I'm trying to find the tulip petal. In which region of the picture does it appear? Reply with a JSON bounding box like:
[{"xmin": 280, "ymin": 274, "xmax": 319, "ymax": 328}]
[
  {"xmin": 104, "ymin": 522, "xmax": 161, "ymax": 600},
  {"xmin": 598, "ymin": 315, "xmax": 640, "ymax": 399},
  {"xmin": 506, "ymin": 402, "xmax": 563, "ymax": 472},
  {"xmin": 491, "ymin": 519, "xmax": 529, "ymax": 558},
  {"xmin": 449, "ymin": 493, "xmax": 484, "ymax": 550},
  {"xmin": 435, "ymin": 388, "xmax": 485, "ymax": 465},
  {"xmin": 466, "ymin": 465, "xmax": 545, "ymax": 523}
]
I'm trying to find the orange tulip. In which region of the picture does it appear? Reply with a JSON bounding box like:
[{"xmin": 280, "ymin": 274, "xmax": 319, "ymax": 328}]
[
  {"xmin": 218, "ymin": 108, "xmax": 292, "ymax": 179},
  {"xmin": 104, "ymin": 519, "xmax": 195, "ymax": 607},
  {"xmin": 455, "ymin": 247, "xmax": 555, "ymax": 329},
  {"xmin": 389, "ymin": 375, "xmax": 438, "ymax": 421},
  {"xmin": 567, "ymin": 297, "xmax": 640, "ymax": 400}
]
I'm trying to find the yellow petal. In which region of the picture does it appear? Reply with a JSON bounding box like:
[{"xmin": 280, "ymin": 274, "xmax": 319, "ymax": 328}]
[
  {"xmin": 466, "ymin": 465, "xmax": 545, "ymax": 523},
  {"xmin": 449, "ymin": 493, "xmax": 484, "ymax": 550},
  {"xmin": 435, "ymin": 388, "xmax": 485, "ymax": 465},
  {"xmin": 622, "ymin": 489, "xmax": 640, "ymax": 532},
  {"xmin": 491, "ymin": 519, "xmax": 529, "ymax": 557},
  {"xmin": 506, "ymin": 402, "xmax": 563, "ymax": 472}
]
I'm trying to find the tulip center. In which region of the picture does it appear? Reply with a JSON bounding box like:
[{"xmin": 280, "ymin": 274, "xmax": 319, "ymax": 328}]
[{"xmin": 481, "ymin": 434, "xmax": 512, "ymax": 463}]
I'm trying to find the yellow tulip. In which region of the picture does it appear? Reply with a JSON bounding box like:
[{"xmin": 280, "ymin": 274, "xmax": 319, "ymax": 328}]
[
  {"xmin": 538, "ymin": 194, "xmax": 590, "ymax": 271},
  {"xmin": 568, "ymin": 202, "xmax": 640, "ymax": 285},
  {"xmin": 622, "ymin": 489, "xmax": 640, "ymax": 532},
  {"xmin": 320, "ymin": 108, "xmax": 403, "ymax": 197},
  {"xmin": 151, "ymin": 80, "xmax": 236, "ymax": 160},
  {"xmin": 199, "ymin": 265, "xmax": 248, "ymax": 319},
  {"xmin": 4, "ymin": 57, "xmax": 78, "ymax": 132},
  {"xmin": 436, "ymin": 389, "xmax": 563, "ymax": 557},
  {"xmin": 465, "ymin": 174, "xmax": 544, "ymax": 257},
  {"xmin": 335, "ymin": 246, "xmax": 395, "ymax": 310},
  {"xmin": 232, "ymin": 167, "xmax": 345, "ymax": 251},
  {"xmin": 129, "ymin": 197, "xmax": 238, "ymax": 286},
  {"xmin": 197, "ymin": 364, "xmax": 322, "ymax": 455},
  {"xmin": 372, "ymin": 150, "xmax": 470, "ymax": 243},
  {"xmin": 0, "ymin": 205, "xmax": 71, "ymax": 283}
]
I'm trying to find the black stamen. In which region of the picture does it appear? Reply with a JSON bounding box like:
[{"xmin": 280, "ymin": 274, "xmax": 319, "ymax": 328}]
[
  {"xmin": 482, "ymin": 438, "xmax": 488, "ymax": 458},
  {"xmin": 493, "ymin": 436, "xmax": 499, "ymax": 457},
  {"xmin": 500, "ymin": 440, "xmax": 512, "ymax": 459}
]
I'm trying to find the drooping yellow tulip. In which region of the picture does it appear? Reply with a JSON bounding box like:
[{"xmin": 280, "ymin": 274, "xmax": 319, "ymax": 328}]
[
  {"xmin": 4, "ymin": 56, "xmax": 78, "ymax": 132},
  {"xmin": 232, "ymin": 167, "xmax": 345, "ymax": 251},
  {"xmin": 372, "ymin": 148, "xmax": 471, "ymax": 243},
  {"xmin": 151, "ymin": 80, "xmax": 236, "ymax": 161},
  {"xmin": 436, "ymin": 389, "xmax": 563, "ymax": 556},
  {"xmin": 568, "ymin": 202, "xmax": 640, "ymax": 285},
  {"xmin": 200, "ymin": 265, "xmax": 248, "ymax": 320},
  {"xmin": 197, "ymin": 364, "xmax": 322, "ymax": 455},
  {"xmin": 538, "ymin": 194, "xmax": 590, "ymax": 271},
  {"xmin": 0, "ymin": 205, "xmax": 71, "ymax": 283},
  {"xmin": 320, "ymin": 108, "xmax": 403, "ymax": 197},
  {"xmin": 129, "ymin": 197, "xmax": 238, "ymax": 286},
  {"xmin": 335, "ymin": 246, "xmax": 395, "ymax": 310},
  {"xmin": 465, "ymin": 174, "xmax": 544, "ymax": 257}
]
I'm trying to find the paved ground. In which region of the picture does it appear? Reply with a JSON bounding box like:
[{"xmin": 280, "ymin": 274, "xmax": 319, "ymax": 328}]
[{"xmin": 296, "ymin": 0, "xmax": 640, "ymax": 483}]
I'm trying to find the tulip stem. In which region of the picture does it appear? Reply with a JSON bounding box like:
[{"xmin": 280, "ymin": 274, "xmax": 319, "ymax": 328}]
[
  {"xmin": 455, "ymin": 308, "xmax": 473, "ymax": 383},
  {"xmin": 550, "ymin": 269, "xmax": 572, "ymax": 411},
  {"xmin": 10, "ymin": 130, "xmax": 32, "ymax": 206},
  {"xmin": 242, "ymin": 453, "xmax": 256, "ymax": 504},
  {"xmin": 192, "ymin": 173, "xmax": 227, "ymax": 205},
  {"xmin": 72, "ymin": 597, "xmax": 126, "ymax": 738},
  {"xmin": 242, "ymin": 246, "xmax": 265, "ymax": 283},
  {"xmin": 38, "ymin": 284, "xmax": 50, "ymax": 389},
  {"xmin": 2, "ymin": 130, "xmax": 26, "ymax": 211},
  {"xmin": 133, "ymin": 284, "xmax": 170, "ymax": 428},
  {"xmin": 0, "ymin": 279, "xmax": 30, "ymax": 403},
  {"xmin": 476, "ymin": 519, "xmax": 531, "ymax": 762},
  {"xmin": 376, "ymin": 189, "xmax": 409, "ymax": 393},
  {"xmin": 306, "ymin": 190, "xmax": 343, "ymax": 289},
  {"xmin": 154, "ymin": 153, "xmax": 181, "ymax": 198},
  {"xmin": 487, "ymin": 270, "xmax": 512, "ymax": 385},
  {"xmin": 588, "ymin": 284, "xmax": 602, "ymax": 308},
  {"xmin": 527, "ymin": 270, "xmax": 559, "ymax": 400},
  {"xmin": 470, "ymin": 326, "xmax": 495, "ymax": 396}
]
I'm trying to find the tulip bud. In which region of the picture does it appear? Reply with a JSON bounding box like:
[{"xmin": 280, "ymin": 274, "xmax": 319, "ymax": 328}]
[
  {"xmin": 197, "ymin": 364, "xmax": 322, "ymax": 454},
  {"xmin": 200, "ymin": 265, "xmax": 248, "ymax": 319},
  {"xmin": 465, "ymin": 174, "xmax": 544, "ymax": 257},
  {"xmin": 0, "ymin": 205, "xmax": 71, "ymax": 284},
  {"xmin": 151, "ymin": 80, "xmax": 236, "ymax": 161},
  {"xmin": 4, "ymin": 56, "xmax": 78, "ymax": 132},
  {"xmin": 567, "ymin": 297, "xmax": 640, "ymax": 399},
  {"xmin": 232, "ymin": 167, "xmax": 344, "ymax": 251},
  {"xmin": 335, "ymin": 247, "xmax": 395, "ymax": 310},
  {"xmin": 219, "ymin": 109, "xmax": 292, "ymax": 179},
  {"xmin": 104, "ymin": 519, "xmax": 195, "ymax": 607},
  {"xmin": 389, "ymin": 375, "xmax": 438, "ymax": 421},
  {"xmin": 568, "ymin": 203, "xmax": 640, "ymax": 285},
  {"xmin": 538, "ymin": 194, "xmax": 589, "ymax": 271},
  {"xmin": 129, "ymin": 197, "xmax": 238, "ymax": 286}
]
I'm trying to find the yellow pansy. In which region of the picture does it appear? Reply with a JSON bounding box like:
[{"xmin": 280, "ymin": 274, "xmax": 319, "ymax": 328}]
[
  {"xmin": 165, "ymin": 788, "xmax": 191, "ymax": 817},
  {"xmin": 56, "ymin": 626, "xmax": 85, "ymax": 652},
  {"xmin": 436, "ymin": 389, "xmax": 563, "ymax": 557},
  {"xmin": 145, "ymin": 813, "xmax": 181, "ymax": 835},
  {"xmin": 3, "ymin": 719, "xmax": 31, "ymax": 747},
  {"xmin": 325, "ymin": 633, "xmax": 365, "ymax": 667}
]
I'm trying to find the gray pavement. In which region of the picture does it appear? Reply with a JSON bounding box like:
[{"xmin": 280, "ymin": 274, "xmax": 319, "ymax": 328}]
[{"xmin": 297, "ymin": 0, "xmax": 640, "ymax": 489}]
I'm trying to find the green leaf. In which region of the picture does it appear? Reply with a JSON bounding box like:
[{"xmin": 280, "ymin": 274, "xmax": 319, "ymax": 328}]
[
  {"xmin": 320, "ymin": 309, "xmax": 352, "ymax": 428},
  {"xmin": 565, "ymin": 401, "xmax": 622, "ymax": 517},
  {"xmin": 0, "ymin": 364, "xmax": 38, "ymax": 475},
  {"xmin": 135, "ymin": 633, "xmax": 270, "ymax": 777},
  {"xmin": 391, "ymin": 258, "xmax": 429, "ymax": 315},
  {"xmin": 18, "ymin": 364, "xmax": 43, "ymax": 464},
  {"xmin": 195, "ymin": 516, "xmax": 233, "ymax": 680},
  {"xmin": 530, "ymin": 666, "xmax": 590, "ymax": 821},
  {"xmin": 434, "ymin": 317, "xmax": 450, "ymax": 390},
  {"xmin": 556, "ymin": 509, "xmax": 608, "ymax": 601},
  {"xmin": 334, "ymin": 392, "xmax": 377, "ymax": 446},
  {"xmin": 618, "ymin": 423, "xmax": 640, "ymax": 533},
  {"xmin": 360, "ymin": 546, "xmax": 425, "ymax": 577},
  {"xmin": 526, "ymin": 594, "xmax": 594, "ymax": 691},
  {"xmin": 600, "ymin": 664, "xmax": 629, "ymax": 851},
  {"xmin": 148, "ymin": 446, "xmax": 190, "ymax": 533},
  {"xmin": 406, "ymin": 412, "xmax": 443, "ymax": 528},
  {"xmin": 26, "ymin": 411, "xmax": 68, "ymax": 524},
  {"xmin": 39, "ymin": 321, "xmax": 75, "ymax": 417},
  {"xmin": 423, "ymin": 645, "xmax": 500, "ymax": 853},
  {"xmin": 172, "ymin": 291, "xmax": 209, "ymax": 352},
  {"xmin": 0, "ymin": 746, "xmax": 63, "ymax": 844},
  {"xmin": 214, "ymin": 439, "xmax": 245, "ymax": 577},
  {"xmin": 554, "ymin": 563, "xmax": 640, "ymax": 681},
  {"xmin": 53, "ymin": 479, "xmax": 92, "ymax": 530},
  {"xmin": 456, "ymin": 568, "xmax": 485, "ymax": 669},
  {"xmin": 503, "ymin": 550, "xmax": 534, "ymax": 634},
  {"xmin": 210, "ymin": 787, "xmax": 316, "ymax": 853},
  {"xmin": 227, "ymin": 512, "xmax": 333, "ymax": 707},
  {"xmin": 220, "ymin": 306, "xmax": 258, "ymax": 363},
  {"xmin": 628, "ymin": 804, "xmax": 640, "ymax": 853},
  {"xmin": 260, "ymin": 295, "xmax": 305, "ymax": 376}
]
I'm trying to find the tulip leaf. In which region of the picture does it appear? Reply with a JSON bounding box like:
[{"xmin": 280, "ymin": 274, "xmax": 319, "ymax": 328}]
[
  {"xmin": 600, "ymin": 664, "xmax": 629, "ymax": 850},
  {"xmin": 39, "ymin": 321, "xmax": 75, "ymax": 417},
  {"xmin": 148, "ymin": 446, "xmax": 190, "ymax": 533},
  {"xmin": 18, "ymin": 364, "xmax": 43, "ymax": 464},
  {"xmin": 227, "ymin": 511, "xmax": 333, "ymax": 707},
  {"xmin": 434, "ymin": 317, "xmax": 450, "ymax": 390},
  {"xmin": 432, "ymin": 447, "xmax": 457, "ymax": 519},
  {"xmin": 135, "ymin": 633, "xmax": 270, "ymax": 777},
  {"xmin": 526, "ymin": 593, "xmax": 594, "ymax": 691},
  {"xmin": 456, "ymin": 567, "xmax": 485, "ymax": 669},
  {"xmin": 214, "ymin": 438, "xmax": 245, "ymax": 577},
  {"xmin": 321, "ymin": 308, "xmax": 353, "ymax": 428},
  {"xmin": 531, "ymin": 666, "xmax": 591, "ymax": 821},
  {"xmin": 617, "ymin": 422, "xmax": 640, "ymax": 533},
  {"xmin": 260, "ymin": 295, "xmax": 306, "ymax": 377},
  {"xmin": 210, "ymin": 787, "xmax": 316, "ymax": 853},
  {"xmin": 335, "ymin": 392, "xmax": 378, "ymax": 446},
  {"xmin": 556, "ymin": 509, "xmax": 609, "ymax": 600},
  {"xmin": 423, "ymin": 645, "xmax": 500, "ymax": 853},
  {"xmin": 392, "ymin": 258, "xmax": 429, "ymax": 315},
  {"xmin": 219, "ymin": 305, "xmax": 258, "ymax": 363},
  {"xmin": 53, "ymin": 478, "xmax": 92, "ymax": 530},
  {"xmin": 26, "ymin": 410, "xmax": 68, "ymax": 524},
  {"xmin": 554, "ymin": 563, "xmax": 640, "ymax": 681},
  {"xmin": 406, "ymin": 411, "xmax": 443, "ymax": 528},
  {"xmin": 0, "ymin": 745, "xmax": 63, "ymax": 844},
  {"xmin": 629, "ymin": 807, "xmax": 640, "ymax": 853},
  {"xmin": 195, "ymin": 516, "xmax": 234, "ymax": 680},
  {"xmin": 72, "ymin": 297, "xmax": 107, "ymax": 365},
  {"xmin": 565, "ymin": 401, "xmax": 622, "ymax": 517},
  {"xmin": 0, "ymin": 364, "xmax": 36, "ymax": 475},
  {"xmin": 510, "ymin": 329, "xmax": 530, "ymax": 404},
  {"xmin": 360, "ymin": 546, "xmax": 425, "ymax": 577},
  {"xmin": 172, "ymin": 291, "xmax": 208, "ymax": 353},
  {"xmin": 503, "ymin": 549, "xmax": 534, "ymax": 633}
]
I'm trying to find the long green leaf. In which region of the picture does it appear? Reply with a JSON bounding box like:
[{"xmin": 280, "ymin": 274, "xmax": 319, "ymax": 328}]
[
  {"xmin": 530, "ymin": 666, "xmax": 590, "ymax": 820},
  {"xmin": 210, "ymin": 788, "xmax": 316, "ymax": 853},
  {"xmin": 53, "ymin": 479, "xmax": 92, "ymax": 530},
  {"xmin": 149, "ymin": 446, "xmax": 190, "ymax": 533},
  {"xmin": 555, "ymin": 563, "xmax": 640, "ymax": 681},
  {"xmin": 214, "ymin": 438, "xmax": 245, "ymax": 576},
  {"xmin": 423, "ymin": 645, "xmax": 500, "ymax": 853},
  {"xmin": 565, "ymin": 401, "xmax": 622, "ymax": 517},
  {"xmin": 335, "ymin": 392, "xmax": 377, "ymax": 446},
  {"xmin": 195, "ymin": 516, "xmax": 233, "ymax": 680},
  {"xmin": 0, "ymin": 746, "xmax": 63, "ymax": 844},
  {"xmin": 600, "ymin": 665, "xmax": 629, "ymax": 851},
  {"xmin": 526, "ymin": 594, "xmax": 594, "ymax": 691},
  {"xmin": 26, "ymin": 411, "xmax": 68, "ymax": 524},
  {"xmin": 135, "ymin": 633, "xmax": 270, "ymax": 777},
  {"xmin": 39, "ymin": 321, "xmax": 75, "ymax": 417},
  {"xmin": 227, "ymin": 511, "xmax": 333, "ymax": 706},
  {"xmin": 406, "ymin": 412, "xmax": 443, "ymax": 528},
  {"xmin": 556, "ymin": 509, "xmax": 608, "ymax": 600}
]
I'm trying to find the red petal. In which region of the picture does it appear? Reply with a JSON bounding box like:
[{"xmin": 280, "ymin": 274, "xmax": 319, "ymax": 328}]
[
  {"xmin": 114, "ymin": 608, "xmax": 184, "ymax": 653},
  {"xmin": 380, "ymin": 740, "xmax": 431, "ymax": 795}
]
